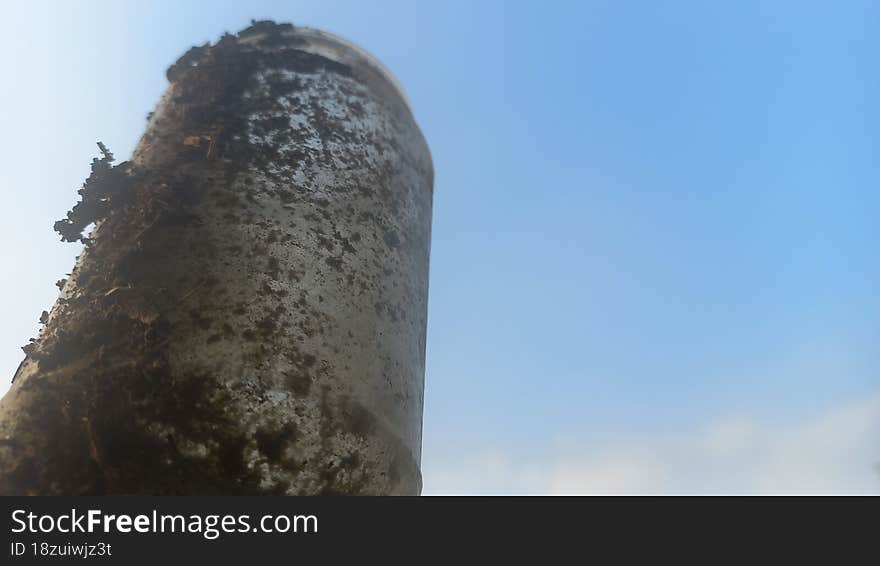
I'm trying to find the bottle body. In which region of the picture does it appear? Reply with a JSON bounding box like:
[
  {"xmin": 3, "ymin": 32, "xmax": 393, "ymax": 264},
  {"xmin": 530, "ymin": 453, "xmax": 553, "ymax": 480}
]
[{"xmin": 0, "ymin": 22, "xmax": 432, "ymax": 495}]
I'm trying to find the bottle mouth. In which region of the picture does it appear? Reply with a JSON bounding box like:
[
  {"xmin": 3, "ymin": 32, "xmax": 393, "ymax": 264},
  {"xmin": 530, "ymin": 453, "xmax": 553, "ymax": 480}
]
[{"xmin": 238, "ymin": 24, "xmax": 414, "ymax": 117}]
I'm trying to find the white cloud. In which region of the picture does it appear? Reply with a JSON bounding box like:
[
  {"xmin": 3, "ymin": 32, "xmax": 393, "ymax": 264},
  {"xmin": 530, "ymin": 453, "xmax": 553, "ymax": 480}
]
[{"xmin": 423, "ymin": 391, "xmax": 880, "ymax": 494}]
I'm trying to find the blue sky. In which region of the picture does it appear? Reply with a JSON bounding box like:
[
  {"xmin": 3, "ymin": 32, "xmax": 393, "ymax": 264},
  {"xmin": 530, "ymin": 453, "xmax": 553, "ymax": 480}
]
[{"xmin": 1, "ymin": 1, "xmax": 877, "ymax": 493}]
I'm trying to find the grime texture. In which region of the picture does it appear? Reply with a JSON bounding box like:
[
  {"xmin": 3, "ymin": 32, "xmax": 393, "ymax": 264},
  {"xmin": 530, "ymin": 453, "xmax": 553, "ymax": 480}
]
[{"xmin": 0, "ymin": 21, "xmax": 432, "ymax": 495}]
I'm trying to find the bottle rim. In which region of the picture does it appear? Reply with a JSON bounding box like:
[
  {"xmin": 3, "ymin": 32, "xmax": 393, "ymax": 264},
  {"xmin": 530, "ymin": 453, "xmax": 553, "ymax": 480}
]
[{"xmin": 239, "ymin": 25, "xmax": 414, "ymax": 116}]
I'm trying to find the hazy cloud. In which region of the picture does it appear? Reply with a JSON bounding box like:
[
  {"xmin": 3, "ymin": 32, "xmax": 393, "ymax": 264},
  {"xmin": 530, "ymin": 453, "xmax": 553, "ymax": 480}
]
[{"xmin": 424, "ymin": 391, "xmax": 880, "ymax": 494}]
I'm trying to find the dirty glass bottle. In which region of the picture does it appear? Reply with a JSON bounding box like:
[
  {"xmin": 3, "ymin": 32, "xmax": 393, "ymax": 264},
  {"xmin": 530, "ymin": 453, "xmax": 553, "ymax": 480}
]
[{"xmin": 0, "ymin": 21, "xmax": 432, "ymax": 495}]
